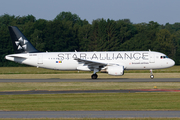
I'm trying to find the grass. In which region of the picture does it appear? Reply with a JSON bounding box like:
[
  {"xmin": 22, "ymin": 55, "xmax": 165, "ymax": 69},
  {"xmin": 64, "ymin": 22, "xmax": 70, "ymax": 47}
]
[
  {"xmin": 126, "ymin": 65, "xmax": 180, "ymax": 73},
  {"xmin": 0, "ymin": 93, "xmax": 180, "ymax": 111},
  {"xmin": 0, "ymin": 67, "xmax": 88, "ymax": 74},
  {"xmin": 0, "ymin": 82, "xmax": 180, "ymax": 92}
]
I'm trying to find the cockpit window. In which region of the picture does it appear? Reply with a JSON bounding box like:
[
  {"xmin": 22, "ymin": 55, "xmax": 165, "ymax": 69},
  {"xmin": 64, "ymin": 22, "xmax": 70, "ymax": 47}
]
[{"xmin": 160, "ymin": 56, "xmax": 168, "ymax": 59}]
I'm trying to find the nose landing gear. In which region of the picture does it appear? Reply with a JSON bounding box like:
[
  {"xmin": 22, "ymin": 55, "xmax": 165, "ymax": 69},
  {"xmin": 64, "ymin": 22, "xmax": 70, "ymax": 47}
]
[{"xmin": 150, "ymin": 69, "xmax": 154, "ymax": 79}]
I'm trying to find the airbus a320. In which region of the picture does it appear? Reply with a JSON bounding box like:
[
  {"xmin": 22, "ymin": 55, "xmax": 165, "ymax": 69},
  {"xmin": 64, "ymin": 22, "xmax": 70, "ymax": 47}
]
[{"xmin": 5, "ymin": 26, "xmax": 175, "ymax": 79}]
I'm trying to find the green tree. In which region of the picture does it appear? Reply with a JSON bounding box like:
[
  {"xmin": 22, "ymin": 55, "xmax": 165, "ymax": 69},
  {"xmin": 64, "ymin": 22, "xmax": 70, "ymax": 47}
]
[
  {"xmin": 155, "ymin": 29, "xmax": 174, "ymax": 56},
  {"xmin": 78, "ymin": 23, "xmax": 92, "ymax": 51},
  {"xmin": 30, "ymin": 29, "xmax": 45, "ymax": 51},
  {"xmin": 54, "ymin": 11, "xmax": 83, "ymax": 26},
  {"xmin": 116, "ymin": 19, "xmax": 137, "ymax": 47}
]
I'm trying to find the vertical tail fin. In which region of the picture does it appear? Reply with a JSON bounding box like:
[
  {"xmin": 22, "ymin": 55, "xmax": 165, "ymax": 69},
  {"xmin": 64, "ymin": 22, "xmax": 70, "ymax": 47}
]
[{"xmin": 8, "ymin": 26, "xmax": 39, "ymax": 53}]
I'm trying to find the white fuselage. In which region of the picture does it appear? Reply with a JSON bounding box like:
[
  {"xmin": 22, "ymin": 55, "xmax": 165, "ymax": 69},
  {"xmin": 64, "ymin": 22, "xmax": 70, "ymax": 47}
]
[{"xmin": 5, "ymin": 51, "xmax": 175, "ymax": 71}]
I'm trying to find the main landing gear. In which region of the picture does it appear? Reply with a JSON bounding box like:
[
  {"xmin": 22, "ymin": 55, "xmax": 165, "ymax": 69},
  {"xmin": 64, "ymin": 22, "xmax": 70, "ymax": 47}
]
[
  {"xmin": 91, "ymin": 73, "xmax": 98, "ymax": 79},
  {"xmin": 150, "ymin": 69, "xmax": 154, "ymax": 79},
  {"xmin": 91, "ymin": 68, "xmax": 99, "ymax": 79}
]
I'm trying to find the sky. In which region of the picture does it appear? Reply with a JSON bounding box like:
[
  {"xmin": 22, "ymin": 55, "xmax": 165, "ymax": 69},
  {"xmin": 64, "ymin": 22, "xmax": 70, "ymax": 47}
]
[{"xmin": 0, "ymin": 0, "xmax": 180, "ymax": 24}]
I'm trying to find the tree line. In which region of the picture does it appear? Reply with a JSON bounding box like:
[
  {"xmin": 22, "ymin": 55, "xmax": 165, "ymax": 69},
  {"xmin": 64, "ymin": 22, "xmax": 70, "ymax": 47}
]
[{"xmin": 0, "ymin": 12, "xmax": 180, "ymax": 66}]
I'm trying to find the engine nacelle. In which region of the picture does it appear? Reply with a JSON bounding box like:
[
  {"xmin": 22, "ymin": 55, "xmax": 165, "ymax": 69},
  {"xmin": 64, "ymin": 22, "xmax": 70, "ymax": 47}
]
[{"xmin": 107, "ymin": 65, "xmax": 124, "ymax": 76}]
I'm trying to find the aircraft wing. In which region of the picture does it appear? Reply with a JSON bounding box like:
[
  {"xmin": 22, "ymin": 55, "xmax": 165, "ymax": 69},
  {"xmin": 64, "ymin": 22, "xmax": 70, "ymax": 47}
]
[
  {"xmin": 74, "ymin": 58, "xmax": 107, "ymax": 67},
  {"xmin": 74, "ymin": 58, "xmax": 118, "ymax": 67}
]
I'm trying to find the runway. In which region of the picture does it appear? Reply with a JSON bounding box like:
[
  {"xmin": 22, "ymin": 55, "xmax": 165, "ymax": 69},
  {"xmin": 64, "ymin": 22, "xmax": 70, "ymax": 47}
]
[
  {"xmin": 1, "ymin": 78, "xmax": 180, "ymax": 118},
  {"xmin": 0, "ymin": 89, "xmax": 180, "ymax": 95},
  {"xmin": 0, "ymin": 78, "xmax": 180, "ymax": 82},
  {"xmin": 1, "ymin": 111, "xmax": 180, "ymax": 118}
]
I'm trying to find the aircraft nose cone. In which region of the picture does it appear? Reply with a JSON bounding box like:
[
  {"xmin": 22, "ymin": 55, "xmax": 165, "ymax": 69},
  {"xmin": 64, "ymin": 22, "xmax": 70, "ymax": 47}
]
[
  {"xmin": 172, "ymin": 60, "xmax": 175, "ymax": 66},
  {"xmin": 169, "ymin": 59, "xmax": 175, "ymax": 67}
]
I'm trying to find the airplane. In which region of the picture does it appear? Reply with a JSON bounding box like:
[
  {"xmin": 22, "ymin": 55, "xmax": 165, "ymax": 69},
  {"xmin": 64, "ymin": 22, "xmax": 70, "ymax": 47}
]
[{"xmin": 5, "ymin": 26, "xmax": 175, "ymax": 79}]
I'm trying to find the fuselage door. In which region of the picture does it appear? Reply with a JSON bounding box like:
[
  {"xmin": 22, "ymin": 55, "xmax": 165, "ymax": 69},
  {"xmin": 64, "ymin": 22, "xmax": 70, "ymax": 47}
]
[
  {"xmin": 149, "ymin": 53, "xmax": 155, "ymax": 63},
  {"xmin": 38, "ymin": 55, "xmax": 43, "ymax": 64}
]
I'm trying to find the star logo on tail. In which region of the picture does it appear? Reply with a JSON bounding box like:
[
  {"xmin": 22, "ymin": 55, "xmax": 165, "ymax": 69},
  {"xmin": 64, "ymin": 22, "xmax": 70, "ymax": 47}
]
[{"xmin": 15, "ymin": 37, "xmax": 28, "ymax": 50}]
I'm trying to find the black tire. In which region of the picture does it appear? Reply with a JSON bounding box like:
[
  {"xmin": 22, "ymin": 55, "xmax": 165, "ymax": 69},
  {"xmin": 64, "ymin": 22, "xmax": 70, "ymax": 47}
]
[
  {"xmin": 150, "ymin": 75, "xmax": 154, "ymax": 79},
  {"xmin": 91, "ymin": 74, "xmax": 98, "ymax": 79}
]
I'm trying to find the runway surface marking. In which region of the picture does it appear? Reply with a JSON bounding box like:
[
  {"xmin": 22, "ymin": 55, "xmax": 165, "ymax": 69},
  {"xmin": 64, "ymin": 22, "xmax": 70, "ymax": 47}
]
[{"xmin": 1, "ymin": 111, "xmax": 180, "ymax": 118}]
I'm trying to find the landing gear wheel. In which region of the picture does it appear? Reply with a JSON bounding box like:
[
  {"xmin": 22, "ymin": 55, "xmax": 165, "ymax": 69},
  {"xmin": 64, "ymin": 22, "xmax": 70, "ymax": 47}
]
[
  {"xmin": 91, "ymin": 74, "xmax": 98, "ymax": 79},
  {"xmin": 150, "ymin": 75, "xmax": 154, "ymax": 79},
  {"xmin": 150, "ymin": 69, "xmax": 154, "ymax": 79}
]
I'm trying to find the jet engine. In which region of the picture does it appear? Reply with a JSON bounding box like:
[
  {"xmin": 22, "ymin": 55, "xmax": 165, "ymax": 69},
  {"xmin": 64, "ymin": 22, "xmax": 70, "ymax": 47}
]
[{"xmin": 107, "ymin": 65, "xmax": 124, "ymax": 76}]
